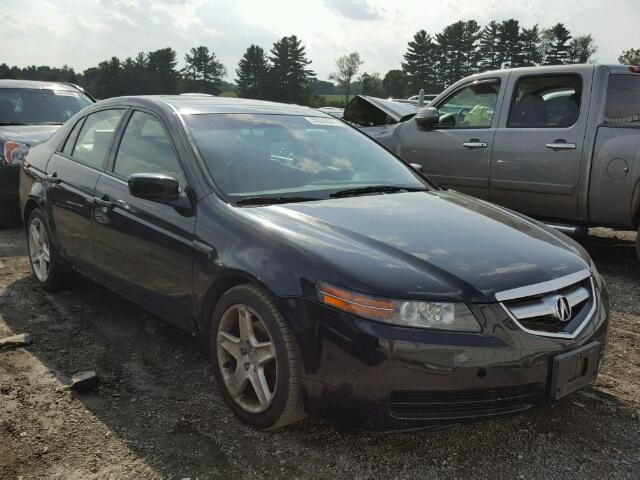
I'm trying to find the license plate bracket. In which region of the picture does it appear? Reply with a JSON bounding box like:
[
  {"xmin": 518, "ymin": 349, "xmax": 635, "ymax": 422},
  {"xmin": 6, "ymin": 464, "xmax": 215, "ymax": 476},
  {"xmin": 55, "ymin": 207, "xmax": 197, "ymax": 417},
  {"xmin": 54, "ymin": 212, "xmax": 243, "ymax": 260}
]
[{"xmin": 550, "ymin": 341, "xmax": 602, "ymax": 400}]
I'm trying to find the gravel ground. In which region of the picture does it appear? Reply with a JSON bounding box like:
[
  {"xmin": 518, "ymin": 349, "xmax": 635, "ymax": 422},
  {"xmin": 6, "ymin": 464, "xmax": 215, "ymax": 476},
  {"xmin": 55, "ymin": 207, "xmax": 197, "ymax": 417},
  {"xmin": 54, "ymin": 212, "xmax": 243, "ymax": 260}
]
[{"xmin": 0, "ymin": 227, "xmax": 639, "ymax": 479}]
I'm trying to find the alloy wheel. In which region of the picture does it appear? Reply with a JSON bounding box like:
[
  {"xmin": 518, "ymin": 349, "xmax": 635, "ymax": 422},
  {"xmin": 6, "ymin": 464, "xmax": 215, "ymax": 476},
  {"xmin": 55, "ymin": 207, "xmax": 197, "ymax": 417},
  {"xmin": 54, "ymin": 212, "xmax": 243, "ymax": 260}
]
[
  {"xmin": 216, "ymin": 304, "xmax": 278, "ymax": 413},
  {"xmin": 28, "ymin": 217, "xmax": 50, "ymax": 282}
]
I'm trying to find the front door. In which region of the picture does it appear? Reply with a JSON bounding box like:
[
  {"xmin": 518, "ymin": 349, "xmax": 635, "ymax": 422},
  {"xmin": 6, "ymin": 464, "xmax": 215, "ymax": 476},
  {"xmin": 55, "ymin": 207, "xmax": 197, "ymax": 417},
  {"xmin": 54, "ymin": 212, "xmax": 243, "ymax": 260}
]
[
  {"xmin": 46, "ymin": 109, "xmax": 125, "ymax": 271},
  {"xmin": 92, "ymin": 110, "xmax": 195, "ymax": 328},
  {"xmin": 490, "ymin": 72, "xmax": 592, "ymax": 221},
  {"xmin": 396, "ymin": 78, "xmax": 503, "ymax": 199}
]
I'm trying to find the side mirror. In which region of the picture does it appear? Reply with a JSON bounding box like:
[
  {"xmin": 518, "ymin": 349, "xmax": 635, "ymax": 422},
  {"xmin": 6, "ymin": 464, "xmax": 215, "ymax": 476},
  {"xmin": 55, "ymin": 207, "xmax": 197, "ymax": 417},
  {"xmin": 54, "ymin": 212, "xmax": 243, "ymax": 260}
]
[
  {"xmin": 410, "ymin": 163, "xmax": 424, "ymax": 173},
  {"xmin": 414, "ymin": 107, "xmax": 440, "ymax": 129},
  {"xmin": 128, "ymin": 173, "xmax": 181, "ymax": 202}
]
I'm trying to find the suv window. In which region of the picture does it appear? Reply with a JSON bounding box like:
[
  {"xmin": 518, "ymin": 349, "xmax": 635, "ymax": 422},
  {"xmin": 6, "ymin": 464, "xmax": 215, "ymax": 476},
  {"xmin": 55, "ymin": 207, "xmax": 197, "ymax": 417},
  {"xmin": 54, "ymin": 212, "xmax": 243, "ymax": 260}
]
[
  {"xmin": 0, "ymin": 88, "xmax": 92, "ymax": 125},
  {"xmin": 508, "ymin": 75, "xmax": 581, "ymax": 128},
  {"xmin": 72, "ymin": 109, "xmax": 124, "ymax": 169},
  {"xmin": 604, "ymin": 75, "xmax": 640, "ymax": 125},
  {"xmin": 435, "ymin": 80, "xmax": 500, "ymax": 129},
  {"xmin": 113, "ymin": 111, "xmax": 186, "ymax": 185}
]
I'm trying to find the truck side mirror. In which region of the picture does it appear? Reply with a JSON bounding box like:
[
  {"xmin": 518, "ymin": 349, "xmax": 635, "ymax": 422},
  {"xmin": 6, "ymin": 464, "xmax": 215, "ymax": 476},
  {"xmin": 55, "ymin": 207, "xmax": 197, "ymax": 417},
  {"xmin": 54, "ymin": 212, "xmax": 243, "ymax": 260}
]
[{"xmin": 414, "ymin": 107, "xmax": 440, "ymax": 130}]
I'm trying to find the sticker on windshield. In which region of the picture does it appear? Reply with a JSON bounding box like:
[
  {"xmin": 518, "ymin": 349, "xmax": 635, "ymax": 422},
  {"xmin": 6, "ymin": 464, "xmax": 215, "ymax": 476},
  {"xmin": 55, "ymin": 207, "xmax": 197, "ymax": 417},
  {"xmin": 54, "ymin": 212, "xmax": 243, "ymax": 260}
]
[
  {"xmin": 52, "ymin": 90, "xmax": 81, "ymax": 97},
  {"xmin": 304, "ymin": 116, "xmax": 345, "ymax": 127}
]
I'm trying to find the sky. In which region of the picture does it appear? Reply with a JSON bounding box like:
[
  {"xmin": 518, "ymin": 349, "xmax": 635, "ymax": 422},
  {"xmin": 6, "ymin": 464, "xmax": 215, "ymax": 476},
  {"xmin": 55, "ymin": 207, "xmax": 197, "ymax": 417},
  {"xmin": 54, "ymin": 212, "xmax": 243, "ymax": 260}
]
[{"xmin": 1, "ymin": 0, "xmax": 639, "ymax": 82}]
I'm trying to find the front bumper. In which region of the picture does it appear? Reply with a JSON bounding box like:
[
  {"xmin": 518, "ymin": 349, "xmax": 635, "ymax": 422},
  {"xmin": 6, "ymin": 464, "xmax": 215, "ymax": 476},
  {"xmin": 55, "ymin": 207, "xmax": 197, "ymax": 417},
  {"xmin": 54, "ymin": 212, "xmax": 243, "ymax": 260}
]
[{"xmin": 278, "ymin": 277, "xmax": 609, "ymax": 431}]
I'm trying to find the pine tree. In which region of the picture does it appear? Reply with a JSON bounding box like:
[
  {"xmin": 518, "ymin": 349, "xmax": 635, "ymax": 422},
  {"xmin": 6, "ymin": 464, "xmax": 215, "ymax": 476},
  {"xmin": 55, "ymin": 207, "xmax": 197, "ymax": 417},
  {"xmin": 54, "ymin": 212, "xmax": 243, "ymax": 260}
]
[
  {"xmin": 542, "ymin": 23, "xmax": 572, "ymax": 65},
  {"xmin": 146, "ymin": 47, "xmax": 179, "ymax": 94},
  {"xmin": 478, "ymin": 21, "xmax": 501, "ymax": 71},
  {"xmin": 498, "ymin": 19, "xmax": 521, "ymax": 68},
  {"xmin": 266, "ymin": 36, "xmax": 315, "ymax": 104},
  {"xmin": 360, "ymin": 72, "xmax": 383, "ymax": 97},
  {"xmin": 382, "ymin": 70, "xmax": 408, "ymax": 98},
  {"xmin": 402, "ymin": 30, "xmax": 439, "ymax": 94},
  {"xmin": 182, "ymin": 46, "xmax": 226, "ymax": 94},
  {"xmin": 519, "ymin": 25, "xmax": 542, "ymax": 66},
  {"xmin": 236, "ymin": 45, "xmax": 269, "ymax": 99}
]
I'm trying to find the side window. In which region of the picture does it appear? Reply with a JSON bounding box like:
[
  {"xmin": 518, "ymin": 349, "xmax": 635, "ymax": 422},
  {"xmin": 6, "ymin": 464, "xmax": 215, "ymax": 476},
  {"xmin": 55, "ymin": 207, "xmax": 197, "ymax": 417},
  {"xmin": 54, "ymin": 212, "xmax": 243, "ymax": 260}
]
[
  {"xmin": 113, "ymin": 111, "xmax": 186, "ymax": 185},
  {"xmin": 604, "ymin": 75, "xmax": 640, "ymax": 125},
  {"xmin": 72, "ymin": 109, "xmax": 124, "ymax": 169},
  {"xmin": 436, "ymin": 80, "xmax": 500, "ymax": 129},
  {"xmin": 508, "ymin": 75, "xmax": 582, "ymax": 128},
  {"xmin": 61, "ymin": 117, "xmax": 85, "ymax": 156}
]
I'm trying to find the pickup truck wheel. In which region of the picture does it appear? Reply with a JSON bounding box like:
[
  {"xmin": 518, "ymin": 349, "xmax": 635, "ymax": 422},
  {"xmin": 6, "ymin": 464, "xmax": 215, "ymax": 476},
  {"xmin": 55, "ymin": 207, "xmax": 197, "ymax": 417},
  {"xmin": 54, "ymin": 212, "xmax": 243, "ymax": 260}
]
[
  {"xmin": 26, "ymin": 209, "xmax": 73, "ymax": 291},
  {"xmin": 210, "ymin": 284, "xmax": 305, "ymax": 430}
]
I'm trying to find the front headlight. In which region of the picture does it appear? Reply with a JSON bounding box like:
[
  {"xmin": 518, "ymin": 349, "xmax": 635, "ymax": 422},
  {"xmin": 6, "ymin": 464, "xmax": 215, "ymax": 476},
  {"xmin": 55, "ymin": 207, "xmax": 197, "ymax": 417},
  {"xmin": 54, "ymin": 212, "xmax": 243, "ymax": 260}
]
[{"xmin": 317, "ymin": 282, "xmax": 481, "ymax": 332}]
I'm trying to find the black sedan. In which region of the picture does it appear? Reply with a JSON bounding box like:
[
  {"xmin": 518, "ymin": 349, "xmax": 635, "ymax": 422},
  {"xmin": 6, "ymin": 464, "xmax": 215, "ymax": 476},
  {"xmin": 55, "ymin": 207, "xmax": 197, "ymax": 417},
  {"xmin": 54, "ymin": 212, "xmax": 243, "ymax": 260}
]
[
  {"xmin": 19, "ymin": 95, "xmax": 609, "ymax": 431},
  {"xmin": 0, "ymin": 79, "xmax": 94, "ymax": 226}
]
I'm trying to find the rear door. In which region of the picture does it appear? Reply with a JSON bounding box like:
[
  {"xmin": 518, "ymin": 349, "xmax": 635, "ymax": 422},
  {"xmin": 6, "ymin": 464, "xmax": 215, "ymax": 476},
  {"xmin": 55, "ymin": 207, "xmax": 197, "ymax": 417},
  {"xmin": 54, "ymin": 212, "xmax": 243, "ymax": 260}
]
[
  {"xmin": 395, "ymin": 78, "xmax": 503, "ymax": 199},
  {"xmin": 46, "ymin": 109, "xmax": 125, "ymax": 271},
  {"xmin": 92, "ymin": 109, "xmax": 195, "ymax": 329},
  {"xmin": 490, "ymin": 71, "xmax": 592, "ymax": 221}
]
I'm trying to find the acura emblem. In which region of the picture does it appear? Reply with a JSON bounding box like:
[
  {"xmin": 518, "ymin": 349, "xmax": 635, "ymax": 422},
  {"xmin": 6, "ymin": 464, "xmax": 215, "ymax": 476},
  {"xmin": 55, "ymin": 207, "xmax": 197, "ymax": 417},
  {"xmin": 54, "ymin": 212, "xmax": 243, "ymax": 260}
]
[{"xmin": 554, "ymin": 296, "xmax": 572, "ymax": 322}]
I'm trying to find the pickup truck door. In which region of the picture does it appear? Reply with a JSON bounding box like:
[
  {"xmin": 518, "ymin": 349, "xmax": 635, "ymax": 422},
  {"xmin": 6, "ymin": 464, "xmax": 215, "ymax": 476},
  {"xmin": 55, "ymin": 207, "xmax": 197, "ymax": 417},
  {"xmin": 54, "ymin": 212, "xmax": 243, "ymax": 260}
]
[
  {"xmin": 395, "ymin": 77, "xmax": 505, "ymax": 200},
  {"xmin": 490, "ymin": 70, "xmax": 593, "ymax": 221}
]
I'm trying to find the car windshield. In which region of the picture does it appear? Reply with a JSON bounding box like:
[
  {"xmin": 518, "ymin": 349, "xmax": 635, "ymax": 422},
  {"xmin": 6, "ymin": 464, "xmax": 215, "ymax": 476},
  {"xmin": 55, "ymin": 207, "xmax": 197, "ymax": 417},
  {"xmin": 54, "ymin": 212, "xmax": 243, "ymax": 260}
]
[
  {"xmin": 0, "ymin": 88, "xmax": 92, "ymax": 125},
  {"xmin": 184, "ymin": 114, "xmax": 429, "ymax": 201}
]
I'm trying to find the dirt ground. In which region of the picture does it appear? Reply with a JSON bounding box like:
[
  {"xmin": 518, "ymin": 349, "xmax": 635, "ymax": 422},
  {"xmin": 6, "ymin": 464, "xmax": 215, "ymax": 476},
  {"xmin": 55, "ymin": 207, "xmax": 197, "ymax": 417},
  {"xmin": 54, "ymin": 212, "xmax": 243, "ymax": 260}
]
[{"xmin": 0, "ymin": 226, "xmax": 639, "ymax": 479}]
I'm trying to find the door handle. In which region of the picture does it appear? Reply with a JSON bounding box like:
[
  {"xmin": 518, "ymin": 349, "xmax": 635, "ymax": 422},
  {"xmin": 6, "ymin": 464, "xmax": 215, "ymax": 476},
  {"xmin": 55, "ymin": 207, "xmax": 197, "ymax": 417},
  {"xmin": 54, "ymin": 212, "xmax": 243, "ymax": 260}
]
[
  {"xmin": 545, "ymin": 141, "xmax": 576, "ymax": 150},
  {"xmin": 46, "ymin": 173, "xmax": 61, "ymax": 184},
  {"xmin": 462, "ymin": 140, "xmax": 488, "ymax": 149},
  {"xmin": 94, "ymin": 197, "xmax": 113, "ymax": 208}
]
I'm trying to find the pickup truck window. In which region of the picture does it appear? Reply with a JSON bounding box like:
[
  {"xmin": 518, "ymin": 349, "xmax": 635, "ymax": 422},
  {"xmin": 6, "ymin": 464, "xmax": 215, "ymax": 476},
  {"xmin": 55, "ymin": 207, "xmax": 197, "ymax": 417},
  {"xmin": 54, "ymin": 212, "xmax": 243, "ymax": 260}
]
[
  {"xmin": 508, "ymin": 74, "xmax": 581, "ymax": 128},
  {"xmin": 436, "ymin": 80, "xmax": 499, "ymax": 129},
  {"xmin": 604, "ymin": 75, "xmax": 640, "ymax": 125}
]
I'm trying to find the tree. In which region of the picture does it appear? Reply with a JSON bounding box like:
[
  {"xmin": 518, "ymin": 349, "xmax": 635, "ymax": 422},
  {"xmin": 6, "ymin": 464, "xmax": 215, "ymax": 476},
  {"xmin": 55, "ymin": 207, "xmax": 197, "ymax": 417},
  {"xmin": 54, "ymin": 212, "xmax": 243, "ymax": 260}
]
[
  {"xmin": 436, "ymin": 20, "xmax": 480, "ymax": 88},
  {"xmin": 329, "ymin": 52, "xmax": 363, "ymax": 103},
  {"xmin": 146, "ymin": 47, "xmax": 179, "ymax": 94},
  {"xmin": 266, "ymin": 35, "xmax": 315, "ymax": 104},
  {"xmin": 498, "ymin": 19, "xmax": 521, "ymax": 68},
  {"xmin": 519, "ymin": 25, "xmax": 542, "ymax": 66},
  {"xmin": 619, "ymin": 48, "xmax": 640, "ymax": 65},
  {"xmin": 478, "ymin": 21, "xmax": 501, "ymax": 71},
  {"xmin": 542, "ymin": 23, "xmax": 572, "ymax": 65},
  {"xmin": 568, "ymin": 34, "xmax": 597, "ymax": 64},
  {"xmin": 235, "ymin": 45, "xmax": 269, "ymax": 99},
  {"xmin": 183, "ymin": 46, "xmax": 226, "ymax": 94},
  {"xmin": 360, "ymin": 72, "xmax": 383, "ymax": 97},
  {"xmin": 402, "ymin": 30, "xmax": 439, "ymax": 94},
  {"xmin": 382, "ymin": 70, "xmax": 408, "ymax": 98}
]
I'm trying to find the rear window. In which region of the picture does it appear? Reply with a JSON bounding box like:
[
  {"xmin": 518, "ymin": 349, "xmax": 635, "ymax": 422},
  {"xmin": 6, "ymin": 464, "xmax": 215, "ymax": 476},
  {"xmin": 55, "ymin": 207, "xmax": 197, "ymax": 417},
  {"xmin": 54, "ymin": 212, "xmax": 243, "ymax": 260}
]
[
  {"xmin": 604, "ymin": 75, "xmax": 640, "ymax": 125},
  {"xmin": 0, "ymin": 88, "xmax": 92, "ymax": 126}
]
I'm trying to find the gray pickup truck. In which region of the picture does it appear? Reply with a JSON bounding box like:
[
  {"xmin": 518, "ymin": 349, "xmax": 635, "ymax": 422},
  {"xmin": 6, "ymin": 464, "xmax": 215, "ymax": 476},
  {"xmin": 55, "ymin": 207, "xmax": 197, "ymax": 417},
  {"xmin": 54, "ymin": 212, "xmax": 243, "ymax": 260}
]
[{"xmin": 345, "ymin": 64, "xmax": 640, "ymax": 257}]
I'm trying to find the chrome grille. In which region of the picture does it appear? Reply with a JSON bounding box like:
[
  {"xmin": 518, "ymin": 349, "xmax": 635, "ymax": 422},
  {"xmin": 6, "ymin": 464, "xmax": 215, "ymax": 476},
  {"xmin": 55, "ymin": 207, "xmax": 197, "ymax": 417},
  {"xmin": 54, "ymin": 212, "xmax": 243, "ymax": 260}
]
[{"xmin": 497, "ymin": 269, "xmax": 596, "ymax": 339}]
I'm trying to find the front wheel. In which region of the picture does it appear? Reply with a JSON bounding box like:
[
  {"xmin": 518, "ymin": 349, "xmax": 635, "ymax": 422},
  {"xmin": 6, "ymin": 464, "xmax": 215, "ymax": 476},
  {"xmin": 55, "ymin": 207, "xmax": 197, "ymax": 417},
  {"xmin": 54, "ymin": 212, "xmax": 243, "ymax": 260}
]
[
  {"xmin": 26, "ymin": 209, "xmax": 73, "ymax": 291},
  {"xmin": 210, "ymin": 284, "xmax": 305, "ymax": 430}
]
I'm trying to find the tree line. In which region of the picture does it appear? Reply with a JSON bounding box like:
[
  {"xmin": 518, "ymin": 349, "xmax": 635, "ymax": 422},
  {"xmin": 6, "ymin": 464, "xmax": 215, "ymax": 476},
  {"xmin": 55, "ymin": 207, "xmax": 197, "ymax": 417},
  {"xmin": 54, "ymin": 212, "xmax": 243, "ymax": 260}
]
[{"xmin": 1, "ymin": 18, "xmax": 638, "ymax": 107}]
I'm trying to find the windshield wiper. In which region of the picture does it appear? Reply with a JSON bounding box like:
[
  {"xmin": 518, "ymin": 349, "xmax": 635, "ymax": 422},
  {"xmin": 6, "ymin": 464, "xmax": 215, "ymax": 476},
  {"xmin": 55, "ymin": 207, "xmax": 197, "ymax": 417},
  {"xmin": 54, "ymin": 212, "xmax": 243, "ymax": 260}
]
[
  {"xmin": 236, "ymin": 195, "xmax": 320, "ymax": 206},
  {"xmin": 329, "ymin": 185, "xmax": 428, "ymax": 198}
]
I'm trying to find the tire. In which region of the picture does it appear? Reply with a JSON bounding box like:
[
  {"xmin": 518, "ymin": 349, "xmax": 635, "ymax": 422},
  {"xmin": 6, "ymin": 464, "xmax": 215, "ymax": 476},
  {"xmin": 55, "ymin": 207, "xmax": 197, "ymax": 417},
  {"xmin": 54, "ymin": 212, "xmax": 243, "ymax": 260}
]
[
  {"xmin": 26, "ymin": 209, "xmax": 73, "ymax": 291},
  {"xmin": 210, "ymin": 284, "xmax": 305, "ymax": 430}
]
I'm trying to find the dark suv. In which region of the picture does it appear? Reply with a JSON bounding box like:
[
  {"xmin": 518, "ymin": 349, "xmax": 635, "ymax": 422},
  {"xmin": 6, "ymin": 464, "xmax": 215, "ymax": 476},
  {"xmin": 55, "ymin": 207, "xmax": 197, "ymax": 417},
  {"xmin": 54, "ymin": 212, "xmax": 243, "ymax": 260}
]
[{"xmin": 0, "ymin": 80, "xmax": 93, "ymax": 226}]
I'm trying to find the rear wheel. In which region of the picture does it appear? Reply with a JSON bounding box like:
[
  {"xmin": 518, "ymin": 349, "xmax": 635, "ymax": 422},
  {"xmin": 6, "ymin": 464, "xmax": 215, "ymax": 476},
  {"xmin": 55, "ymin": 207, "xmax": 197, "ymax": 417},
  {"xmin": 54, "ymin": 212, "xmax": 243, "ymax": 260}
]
[
  {"xmin": 26, "ymin": 209, "xmax": 73, "ymax": 291},
  {"xmin": 210, "ymin": 284, "xmax": 305, "ymax": 430}
]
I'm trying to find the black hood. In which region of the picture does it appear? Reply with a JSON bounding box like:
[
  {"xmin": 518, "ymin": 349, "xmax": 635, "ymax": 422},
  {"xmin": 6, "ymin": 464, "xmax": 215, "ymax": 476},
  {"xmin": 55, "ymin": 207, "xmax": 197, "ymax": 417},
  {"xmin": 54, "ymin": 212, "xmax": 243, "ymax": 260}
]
[
  {"xmin": 0, "ymin": 124, "xmax": 60, "ymax": 145},
  {"xmin": 246, "ymin": 190, "xmax": 589, "ymax": 303}
]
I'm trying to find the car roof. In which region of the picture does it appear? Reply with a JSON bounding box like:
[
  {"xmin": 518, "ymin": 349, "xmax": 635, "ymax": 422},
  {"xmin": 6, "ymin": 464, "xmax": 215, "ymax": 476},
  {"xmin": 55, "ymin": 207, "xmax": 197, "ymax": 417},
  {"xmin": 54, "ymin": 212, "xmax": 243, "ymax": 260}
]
[
  {"xmin": 0, "ymin": 79, "xmax": 82, "ymax": 91},
  {"xmin": 97, "ymin": 95, "xmax": 331, "ymax": 117}
]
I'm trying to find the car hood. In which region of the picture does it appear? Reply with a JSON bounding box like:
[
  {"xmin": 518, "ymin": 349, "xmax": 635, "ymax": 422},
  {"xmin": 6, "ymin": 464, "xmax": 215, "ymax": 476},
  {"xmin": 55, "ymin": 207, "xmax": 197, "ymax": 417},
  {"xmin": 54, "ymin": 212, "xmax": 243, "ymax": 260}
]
[
  {"xmin": 0, "ymin": 125, "xmax": 60, "ymax": 145},
  {"xmin": 247, "ymin": 190, "xmax": 589, "ymax": 303}
]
